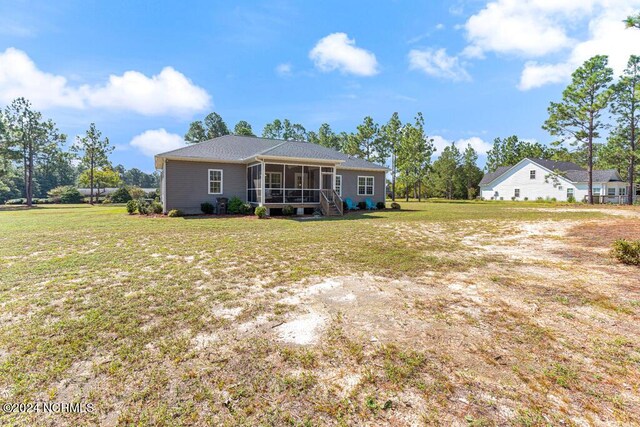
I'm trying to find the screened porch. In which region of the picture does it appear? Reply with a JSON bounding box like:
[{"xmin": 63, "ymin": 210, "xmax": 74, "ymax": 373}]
[{"xmin": 247, "ymin": 162, "xmax": 340, "ymax": 207}]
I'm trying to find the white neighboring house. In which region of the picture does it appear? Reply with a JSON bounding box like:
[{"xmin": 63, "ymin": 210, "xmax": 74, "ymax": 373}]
[{"xmin": 479, "ymin": 158, "xmax": 638, "ymax": 203}]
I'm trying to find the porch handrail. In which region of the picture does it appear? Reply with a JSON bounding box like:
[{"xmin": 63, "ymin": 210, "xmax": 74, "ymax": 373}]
[{"xmin": 320, "ymin": 189, "xmax": 343, "ymax": 216}]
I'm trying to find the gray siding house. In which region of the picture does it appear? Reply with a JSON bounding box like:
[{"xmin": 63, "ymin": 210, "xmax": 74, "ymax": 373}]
[{"xmin": 154, "ymin": 135, "xmax": 388, "ymax": 215}]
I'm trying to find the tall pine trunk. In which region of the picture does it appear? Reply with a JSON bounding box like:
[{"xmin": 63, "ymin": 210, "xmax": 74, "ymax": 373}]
[
  {"xmin": 26, "ymin": 140, "xmax": 34, "ymax": 207},
  {"xmin": 588, "ymin": 113, "xmax": 594, "ymax": 205},
  {"xmin": 630, "ymin": 125, "xmax": 636, "ymax": 205},
  {"xmin": 629, "ymin": 89, "xmax": 637, "ymax": 206}
]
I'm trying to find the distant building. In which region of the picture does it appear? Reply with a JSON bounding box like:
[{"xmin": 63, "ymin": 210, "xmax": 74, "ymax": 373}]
[{"xmin": 479, "ymin": 158, "xmax": 637, "ymax": 203}]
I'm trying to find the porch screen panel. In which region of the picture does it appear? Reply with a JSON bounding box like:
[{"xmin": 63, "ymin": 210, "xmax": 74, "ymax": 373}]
[
  {"xmin": 285, "ymin": 165, "xmax": 302, "ymax": 204},
  {"xmin": 247, "ymin": 164, "xmax": 262, "ymax": 204},
  {"xmin": 304, "ymin": 166, "xmax": 320, "ymax": 203},
  {"xmin": 265, "ymin": 163, "xmax": 284, "ymax": 203}
]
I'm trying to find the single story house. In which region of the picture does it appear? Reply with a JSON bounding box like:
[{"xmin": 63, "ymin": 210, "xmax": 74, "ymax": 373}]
[
  {"xmin": 154, "ymin": 135, "xmax": 389, "ymax": 215},
  {"xmin": 479, "ymin": 158, "xmax": 638, "ymax": 203}
]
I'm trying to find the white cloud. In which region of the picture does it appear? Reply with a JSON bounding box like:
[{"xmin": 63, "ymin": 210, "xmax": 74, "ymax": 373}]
[
  {"xmin": 408, "ymin": 48, "xmax": 470, "ymax": 81},
  {"xmin": 0, "ymin": 47, "xmax": 211, "ymax": 116},
  {"xmin": 462, "ymin": 0, "xmax": 582, "ymax": 58},
  {"xmin": 275, "ymin": 62, "xmax": 292, "ymax": 76},
  {"xmin": 130, "ymin": 129, "xmax": 186, "ymax": 157},
  {"xmin": 458, "ymin": 136, "xmax": 493, "ymax": 155},
  {"xmin": 461, "ymin": 0, "xmax": 640, "ymax": 90},
  {"xmin": 0, "ymin": 47, "xmax": 84, "ymax": 108},
  {"xmin": 519, "ymin": 6, "xmax": 640, "ymax": 89},
  {"xmin": 309, "ymin": 32, "xmax": 379, "ymax": 76},
  {"xmin": 431, "ymin": 135, "xmax": 491, "ymax": 157}
]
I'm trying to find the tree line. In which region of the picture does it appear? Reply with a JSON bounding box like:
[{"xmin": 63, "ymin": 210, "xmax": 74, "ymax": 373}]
[{"xmin": 0, "ymin": 98, "xmax": 158, "ymax": 205}]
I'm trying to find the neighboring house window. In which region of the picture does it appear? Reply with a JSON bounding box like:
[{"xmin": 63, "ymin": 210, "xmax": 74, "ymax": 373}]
[
  {"xmin": 357, "ymin": 176, "xmax": 374, "ymax": 196},
  {"xmin": 567, "ymin": 188, "xmax": 574, "ymax": 198},
  {"xmin": 620, "ymin": 187, "xmax": 627, "ymax": 196},
  {"xmin": 593, "ymin": 187, "xmax": 601, "ymax": 196},
  {"xmin": 265, "ymin": 172, "xmax": 282, "ymax": 188},
  {"xmin": 208, "ymin": 169, "xmax": 223, "ymax": 194},
  {"xmin": 514, "ymin": 189, "xmax": 520, "ymax": 198},
  {"xmin": 530, "ymin": 170, "xmax": 536, "ymax": 179},
  {"xmin": 335, "ymin": 175, "xmax": 342, "ymax": 196},
  {"xmin": 607, "ymin": 187, "xmax": 616, "ymax": 196}
]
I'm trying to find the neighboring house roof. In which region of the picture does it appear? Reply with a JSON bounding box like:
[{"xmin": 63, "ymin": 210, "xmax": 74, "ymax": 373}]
[
  {"xmin": 478, "ymin": 166, "xmax": 511, "ymax": 186},
  {"xmin": 527, "ymin": 158, "xmax": 582, "ymax": 172},
  {"xmin": 154, "ymin": 135, "xmax": 388, "ymax": 171},
  {"xmin": 480, "ymin": 158, "xmax": 623, "ymax": 186},
  {"xmin": 564, "ymin": 169, "xmax": 623, "ymax": 183}
]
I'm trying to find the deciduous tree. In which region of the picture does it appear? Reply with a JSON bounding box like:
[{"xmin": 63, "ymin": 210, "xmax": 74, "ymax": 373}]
[
  {"xmin": 234, "ymin": 120, "xmax": 255, "ymax": 136},
  {"xmin": 204, "ymin": 112, "xmax": 230, "ymax": 139},
  {"xmin": 184, "ymin": 121, "xmax": 206, "ymax": 143}
]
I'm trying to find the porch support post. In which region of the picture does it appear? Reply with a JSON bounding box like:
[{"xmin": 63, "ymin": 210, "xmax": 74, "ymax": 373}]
[{"xmin": 260, "ymin": 160, "xmax": 266, "ymax": 207}]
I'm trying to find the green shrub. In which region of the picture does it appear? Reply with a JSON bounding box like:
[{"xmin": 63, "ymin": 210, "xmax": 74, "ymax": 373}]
[
  {"xmin": 201, "ymin": 202, "xmax": 214, "ymax": 214},
  {"xmin": 239, "ymin": 203, "xmax": 252, "ymax": 215},
  {"xmin": 612, "ymin": 239, "xmax": 640, "ymax": 266},
  {"xmin": 227, "ymin": 196, "xmax": 243, "ymax": 214},
  {"xmin": 59, "ymin": 187, "xmax": 83, "ymax": 204},
  {"xmin": 390, "ymin": 202, "xmax": 401, "ymax": 210},
  {"xmin": 128, "ymin": 186, "xmax": 147, "ymax": 200},
  {"xmin": 357, "ymin": 201, "xmax": 367, "ymax": 210},
  {"xmin": 5, "ymin": 198, "xmax": 26, "ymax": 205},
  {"xmin": 167, "ymin": 209, "xmax": 183, "ymax": 217},
  {"xmin": 48, "ymin": 185, "xmax": 82, "ymax": 203},
  {"xmin": 110, "ymin": 187, "xmax": 132, "ymax": 203},
  {"xmin": 147, "ymin": 191, "xmax": 158, "ymax": 200},
  {"xmin": 126, "ymin": 199, "xmax": 137, "ymax": 214},
  {"xmin": 567, "ymin": 195, "xmax": 576, "ymax": 203},
  {"xmin": 524, "ymin": 197, "xmax": 529, "ymax": 201},
  {"xmin": 137, "ymin": 200, "xmax": 149, "ymax": 215},
  {"xmin": 150, "ymin": 201, "xmax": 163, "ymax": 214},
  {"xmin": 255, "ymin": 206, "xmax": 267, "ymax": 218},
  {"xmin": 376, "ymin": 201, "xmax": 386, "ymax": 209},
  {"xmin": 282, "ymin": 205, "xmax": 295, "ymax": 216}
]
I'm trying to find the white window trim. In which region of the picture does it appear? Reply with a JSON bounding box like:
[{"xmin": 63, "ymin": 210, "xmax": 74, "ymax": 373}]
[
  {"xmin": 265, "ymin": 171, "xmax": 282, "ymax": 189},
  {"xmin": 208, "ymin": 169, "xmax": 223, "ymax": 195},
  {"xmin": 620, "ymin": 187, "xmax": 627, "ymax": 196},
  {"xmin": 514, "ymin": 189, "xmax": 520, "ymax": 198},
  {"xmin": 357, "ymin": 175, "xmax": 375, "ymax": 196},
  {"xmin": 335, "ymin": 175, "xmax": 342, "ymax": 196}
]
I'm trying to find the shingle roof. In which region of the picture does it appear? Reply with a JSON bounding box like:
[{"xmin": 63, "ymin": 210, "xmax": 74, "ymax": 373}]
[
  {"xmin": 479, "ymin": 166, "xmax": 511, "ymax": 186},
  {"xmin": 155, "ymin": 135, "xmax": 388, "ymax": 170},
  {"xmin": 156, "ymin": 135, "xmax": 282, "ymax": 162},
  {"xmin": 479, "ymin": 158, "xmax": 622, "ymax": 186},
  {"xmin": 527, "ymin": 158, "xmax": 583, "ymax": 172},
  {"xmin": 564, "ymin": 169, "xmax": 623, "ymax": 183}
]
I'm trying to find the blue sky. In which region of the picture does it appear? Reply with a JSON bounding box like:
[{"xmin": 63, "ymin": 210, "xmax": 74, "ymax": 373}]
[{"xmin": 1, "ymin": 0, "xmax": 639, "ymax": 172}]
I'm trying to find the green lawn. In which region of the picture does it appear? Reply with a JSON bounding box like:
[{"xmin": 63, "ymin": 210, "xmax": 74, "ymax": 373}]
[{"xmin": 1, "ymin": 202, "xmax": 638, "ymax": 426}]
